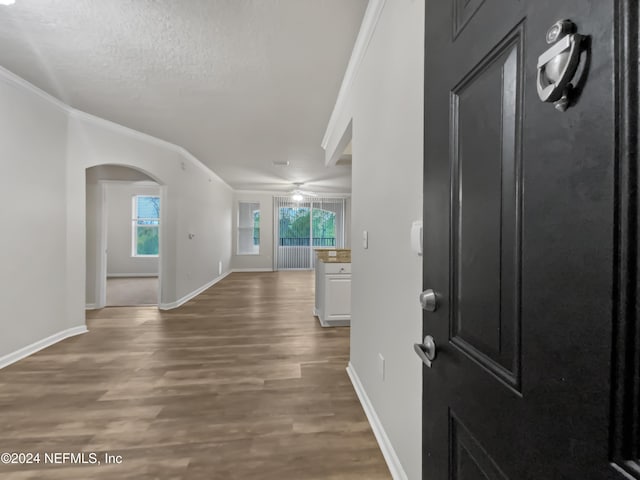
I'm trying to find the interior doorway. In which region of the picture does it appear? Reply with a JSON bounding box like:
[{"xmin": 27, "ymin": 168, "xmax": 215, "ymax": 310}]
[{"xmin": 86, "ymin": 165, "xmax": 164, "ymax": 309}]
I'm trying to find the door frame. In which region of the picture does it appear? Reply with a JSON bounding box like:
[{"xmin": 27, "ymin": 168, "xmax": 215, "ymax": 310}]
[
  {"xmin": 88, "ymin": 178, "xmax": 165, "ymax": 309},
  {"xmin": 610, "ymin": 0, "xmax": 639, "ymax": 476}
]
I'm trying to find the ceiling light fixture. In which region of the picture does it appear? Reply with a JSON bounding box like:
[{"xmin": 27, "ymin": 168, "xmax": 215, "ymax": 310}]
[
  {"xmin": 0, "ymin": 0, "xmax": 16, "ymax": 5},
  {"xmin": 290, "ymin": 182, "xmax": 317, "ymax": 202}
]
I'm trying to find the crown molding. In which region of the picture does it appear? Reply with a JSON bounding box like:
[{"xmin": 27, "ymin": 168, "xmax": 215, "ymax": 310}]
[
  {"xmin": 0, "ymin": 64, "xmax": 71, "ymax": 114},
  {"xmin": 321, "ymin": 0, "xmax": 387, "ymax": 151},
  {"xmin": 68, "ymin": 109, "xmax": 232, "ymax": 191},
  {"xmin": 0, "ymin": 63, "xmax": 232, "ymax": 191}
]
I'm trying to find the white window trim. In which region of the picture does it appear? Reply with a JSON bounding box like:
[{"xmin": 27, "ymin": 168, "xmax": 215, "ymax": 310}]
[
  {"xmin": 132, "ymin": 195, "xmax": 160, "ymax": 258},
  {"xmin": 237, "ymin": 201, "xmax": 261, "ymax": 256}
]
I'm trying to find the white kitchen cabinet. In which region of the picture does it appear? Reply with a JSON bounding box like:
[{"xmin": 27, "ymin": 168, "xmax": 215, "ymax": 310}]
[{"xmin": 314, "ymin": 261, "xmax": 351, "ymax": 327}]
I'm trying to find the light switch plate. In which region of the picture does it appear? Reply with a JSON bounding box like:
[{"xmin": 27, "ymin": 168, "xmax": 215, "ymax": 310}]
[
  {"xmin": 378, "ymin": 353, "xmax": 385, "ymax": 380},
  {"xmin": 411, "ymin": 220, "xmax": 423, "ymax": 256},
  {"xmin": 363, "ymin": 230, "xmax": 368, "ymax": 249}
]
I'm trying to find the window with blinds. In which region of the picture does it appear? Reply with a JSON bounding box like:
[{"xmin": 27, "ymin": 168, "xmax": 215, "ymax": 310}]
[{"xmin": 274, "ymin": 196, "xmax": 345, "ymax": 269}]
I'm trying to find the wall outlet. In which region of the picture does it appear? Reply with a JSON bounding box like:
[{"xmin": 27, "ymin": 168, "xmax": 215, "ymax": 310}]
[
  {"xmin": 363, "ymin": 230, "xmax": 369, "ymax": 249},
  {"xmin": 218, "ymin": 261, "xmax": 223, "ymax": 276},
  {"xmin": 378, "ymin": 353, "xmax": 385, "ymax": 381}
]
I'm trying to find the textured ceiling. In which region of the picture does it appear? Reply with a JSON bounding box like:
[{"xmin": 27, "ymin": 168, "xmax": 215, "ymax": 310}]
[{"xmin": 0, "ymin": 0, "xmax": 367, "ymax": 192}]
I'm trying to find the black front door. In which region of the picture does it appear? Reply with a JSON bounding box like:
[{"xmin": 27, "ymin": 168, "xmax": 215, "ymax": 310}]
[{"xmin": 421, "ymin": 0, "xmax": 639, "ymax": 478}]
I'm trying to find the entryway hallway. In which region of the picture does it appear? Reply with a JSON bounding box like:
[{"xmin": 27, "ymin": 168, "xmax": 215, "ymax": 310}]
[{"xmin": 0, "ymin": 271, "xmax": 389, "ymax": 480}]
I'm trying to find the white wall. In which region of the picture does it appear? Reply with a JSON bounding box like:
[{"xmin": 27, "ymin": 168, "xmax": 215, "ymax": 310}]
[
  {"xmin": 0, "ymin": 71, "xmax": 85, "ymax": 362},
  {"xmin": 105, "ymin": 183, "xmax": 160, "ymax": 277},
  {"xmin": 0, "ymin": 64, "xmax": 234, "ymax": 363},
  {"xmin": 344, "ymin": 197, "xmax": 352, "ymax": 248},
  {"xmin": 67, "ymin": 112, "xmax": 234, "ymax": 314},
  {"xmin": 323, "ymin": 1, "xmax": 424, "ymax": 478},
  {"xmin": 85, "ymin": 182, "xmax": 101, "ymax": 306},
  {"xmin": 231, "ymin": 192, "xmax": 275, "ymax": 271}
]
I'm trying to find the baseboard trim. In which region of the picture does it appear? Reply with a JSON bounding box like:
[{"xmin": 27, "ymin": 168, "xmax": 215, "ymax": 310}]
[
  {"xmin": 85, "ymin": 303, "xmax": 99, "ymax": 310},
  {"xmin": 159, "ymin": 271, "xmax": 231, "ymax": 310},
  {"xmin": 347, "ymin": 362, "xmax": 408, "ymax": 480},
  {"xmin": 107, "ymin": 273, "xmax": 159, "ymax": 278},
  {"xmin": 319, "ymin": 318, "xmax": 350, "ymax": 327},
  {"xmin": 0, "ymin": 326, "xmax": 89, "ymax": 370},
  {"xmin": 231, "ymin": 268, "xmax": 274, "ymax": 273}
]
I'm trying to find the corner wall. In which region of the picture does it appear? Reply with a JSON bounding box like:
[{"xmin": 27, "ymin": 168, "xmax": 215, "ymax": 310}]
[
  {"xmin": 0, "ymin": 65, "xmax": 234, "ymax": 363},
  {"xmin": 0, "ymin": 69, "xmax": 84, "ymax": 362},
  {"xmin": 67, "ymin": 112, "xmax": 234, "ymax": 313},
  {"xmin": 322, "ymin": 1, "xmax": 425, "ymax": 478}
]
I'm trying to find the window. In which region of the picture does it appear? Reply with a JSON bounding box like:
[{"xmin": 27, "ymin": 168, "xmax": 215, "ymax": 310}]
[
  {"xmin": 274, "ymin": 197, "xmax": 345, "ymax": 269},
  {"xmin": 132, "ymin": 195, "xmax": 160, "ymax": 257},
  {"xmin": 238, "ymin": 202, "xmax": 260, "ymax": 255}
]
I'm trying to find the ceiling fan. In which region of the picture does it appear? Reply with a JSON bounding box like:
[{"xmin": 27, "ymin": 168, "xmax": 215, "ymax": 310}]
[{"xmin": 290, "ymin": 182, "xmax": 318, "ymax": 202}]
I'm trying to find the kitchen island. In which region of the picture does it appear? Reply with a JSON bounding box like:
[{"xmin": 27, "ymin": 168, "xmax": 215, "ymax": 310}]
[{"xmin": 314, "ymin": 249, "xmax": 351, "ymax": 327}]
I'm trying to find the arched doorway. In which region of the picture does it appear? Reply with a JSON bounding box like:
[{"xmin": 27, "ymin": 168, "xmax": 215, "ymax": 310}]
[{"xmin": 85, "ymin": 164, "xmax": 166, "ymax": 309}]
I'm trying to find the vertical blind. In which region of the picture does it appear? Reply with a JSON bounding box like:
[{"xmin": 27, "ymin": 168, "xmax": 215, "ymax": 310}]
[{"xmin": 274, "ymin": 196, "xmax": 346, "ymax": 270}]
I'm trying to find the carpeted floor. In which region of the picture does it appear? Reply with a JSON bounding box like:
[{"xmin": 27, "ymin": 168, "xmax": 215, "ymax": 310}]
[{"xmin": 106, "ymin": 276, "xmax": 159, "ymax": 306}]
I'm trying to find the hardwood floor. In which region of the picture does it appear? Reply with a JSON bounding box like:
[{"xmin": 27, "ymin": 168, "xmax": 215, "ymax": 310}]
[
  {"xmin": 0, "ymin": 271, "xmax": 390, "ymax": 479},
  {"xmin": 106, "ymin": 276, "xmax": 159, "ymax": 306}
]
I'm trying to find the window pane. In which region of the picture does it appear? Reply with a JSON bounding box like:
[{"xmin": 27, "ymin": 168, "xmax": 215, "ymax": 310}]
[
  {"xmin": 279, "ymin": 207, "xmax": 311, "ymax": 246},
  {"xmin": 137, "ymin": 226, "xmax": 159, "ymax": 255},
  {"xmin": 238, "ymin": 202, "xmax": 260, "ymax": 254},
  {"xmin": 312, "ymin": 209, "xmax": 336, "ymax": 247},
  {"xmin": 137, "ymin": 196, "xmax": 160, "ymax": 219},
  {"xmin": 253, "ymin": 210, "xmax": 260, "ymax": 246}
]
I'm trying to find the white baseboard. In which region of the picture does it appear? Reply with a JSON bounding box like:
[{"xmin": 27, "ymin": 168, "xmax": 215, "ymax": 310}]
[
  {"xmin": 319, "ymin": 318, "xmax": 350, "ymax": 327},
  {"xmin": 107, "ymin": 273, "xmax": 159, "ymax": 278},
  {"xmin": 159, "ymin": 271, "xmax": 231, "ymax": 310},
  {"xmin": 347, "ymin": 362, "xmax": 408, "ymax": 480},
  {"xmin": 231, "ymin": 268, "xmax": 273, "ymax": 273},
  {"xmin": 85, "ymin": 303, "xmax": 99, "ymax": 310},
  {"xmin": 0, "ymin": 326, "xmax": 89, "ymax": 370}
]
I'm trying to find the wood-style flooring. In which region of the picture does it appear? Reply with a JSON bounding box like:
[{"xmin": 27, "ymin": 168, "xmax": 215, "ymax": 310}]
[
  {"xmin": 106, "ymin": 276, "xmax": 159, "ymax": 306},
  {"xmin": 0, "ymin": 271, "xmax": 390, "ymax": 480}
]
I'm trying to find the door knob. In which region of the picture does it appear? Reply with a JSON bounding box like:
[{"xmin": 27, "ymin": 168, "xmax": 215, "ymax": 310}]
[
  {"xmin": 419, "ymin": 289, "xmax": 438, "ymax": 312},
  {"xmin": 414, "ymin": 335, "xmax": 437, "ymax": 368}
]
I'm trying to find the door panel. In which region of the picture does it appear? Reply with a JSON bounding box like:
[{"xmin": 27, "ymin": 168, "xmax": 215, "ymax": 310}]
[
  {"xmin": 422, "ymin": 0, "xmax": 633, "ymax": 478},
  {"xmin": 453, "ymin": 0, "xmax": 485, "ymax": 39},
  {"xmin": 450, "ymin": 413, "xmax": 508, "ymax": 480},
  {"xmin": 450, "ymin": 25, "xmax": 523, "ymax": 389}
]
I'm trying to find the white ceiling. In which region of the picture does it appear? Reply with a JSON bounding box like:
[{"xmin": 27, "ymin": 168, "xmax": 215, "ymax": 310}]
[{"xmin": 0, "ymin": 0, "xmax": 367, "ymax": 193}]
